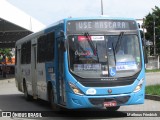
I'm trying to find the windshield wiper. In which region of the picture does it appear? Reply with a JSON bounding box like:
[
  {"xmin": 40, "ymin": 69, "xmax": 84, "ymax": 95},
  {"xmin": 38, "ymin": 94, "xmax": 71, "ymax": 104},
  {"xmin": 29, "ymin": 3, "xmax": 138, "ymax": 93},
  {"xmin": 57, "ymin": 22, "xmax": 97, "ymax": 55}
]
[
  {"xmin": 112, "ymin": 32, "xmax": 124, "ymax": 66},
  {"xmin": 112, "ymin": 42, "xmax": 116, "ymax": 66},
  {"xmin": 115, "ymin": 32, "xmax": 124, "ymax": 53},
  {"xmin": 84, "ymin": 32, "xmax": 99, "ymax": 62}
]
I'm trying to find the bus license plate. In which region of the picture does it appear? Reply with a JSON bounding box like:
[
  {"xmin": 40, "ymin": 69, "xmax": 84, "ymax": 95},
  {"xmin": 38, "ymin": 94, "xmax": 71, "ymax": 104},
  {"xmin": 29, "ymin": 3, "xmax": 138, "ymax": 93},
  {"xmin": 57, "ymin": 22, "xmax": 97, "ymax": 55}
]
[{"xmin": 104, "ymin": 101, "xmax": 117, "ymax": 107}]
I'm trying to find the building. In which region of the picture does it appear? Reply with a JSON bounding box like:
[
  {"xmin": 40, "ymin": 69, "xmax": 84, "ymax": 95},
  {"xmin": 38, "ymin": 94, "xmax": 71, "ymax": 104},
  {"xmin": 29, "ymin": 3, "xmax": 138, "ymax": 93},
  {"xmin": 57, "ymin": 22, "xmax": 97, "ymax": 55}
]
[{"xmin": 0, "ymin": 0, "xmax": 46, "ymax": 77}]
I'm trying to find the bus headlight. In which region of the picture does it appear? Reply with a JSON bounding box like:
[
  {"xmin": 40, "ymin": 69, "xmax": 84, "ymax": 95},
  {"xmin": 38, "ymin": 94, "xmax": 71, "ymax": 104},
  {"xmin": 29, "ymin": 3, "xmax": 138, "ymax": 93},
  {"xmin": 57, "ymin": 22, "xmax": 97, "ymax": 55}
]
[
  {"xmin": 69, "ymin": 82, "xmax": 84, "ymax": 95},
  {"xmin": 133, "ymin": 78, "xmax": 144, "ymax": 93}
]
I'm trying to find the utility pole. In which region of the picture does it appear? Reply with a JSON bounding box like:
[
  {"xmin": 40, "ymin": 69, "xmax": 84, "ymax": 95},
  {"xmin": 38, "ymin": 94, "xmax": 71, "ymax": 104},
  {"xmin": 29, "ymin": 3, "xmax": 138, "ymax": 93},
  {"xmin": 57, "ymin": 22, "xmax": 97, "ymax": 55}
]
[
  {"xmin": 29, "ymin": 17, "xmax": 32, "ymax": 31},
  {"xmin": 153, "ymin": 14, "xmax": 156, "ymax": 55},
  {"xmin": 101, "ymin": 0, "xmax": 103, "ymax": 15},
  {"xmin": 143, "ymin": 18, "xmax": 146, "ymax": 43}
]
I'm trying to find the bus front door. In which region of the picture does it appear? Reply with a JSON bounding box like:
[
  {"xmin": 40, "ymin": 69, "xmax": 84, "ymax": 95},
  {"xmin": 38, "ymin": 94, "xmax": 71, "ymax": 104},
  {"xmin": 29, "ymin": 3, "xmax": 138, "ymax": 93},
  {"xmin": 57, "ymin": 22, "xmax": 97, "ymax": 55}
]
[
  {"xmin": 31, "ymin": 41, "xmax": 38, "ymax": 99},
  {"xmin": 16, "ymin": 46, "xmax": 23, "ymax": 91},
  {"xmin": 57, "ymin": 37, "xmax": 66, "ymax": 105}
]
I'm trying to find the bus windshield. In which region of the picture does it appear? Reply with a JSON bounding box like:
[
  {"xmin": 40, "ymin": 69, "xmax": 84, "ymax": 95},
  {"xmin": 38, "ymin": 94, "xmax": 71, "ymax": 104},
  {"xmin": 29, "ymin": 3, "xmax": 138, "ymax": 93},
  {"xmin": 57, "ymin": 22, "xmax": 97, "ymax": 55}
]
[{"xmin": 68, "ymin": 34, "xmax": 141, "ymax": 78}]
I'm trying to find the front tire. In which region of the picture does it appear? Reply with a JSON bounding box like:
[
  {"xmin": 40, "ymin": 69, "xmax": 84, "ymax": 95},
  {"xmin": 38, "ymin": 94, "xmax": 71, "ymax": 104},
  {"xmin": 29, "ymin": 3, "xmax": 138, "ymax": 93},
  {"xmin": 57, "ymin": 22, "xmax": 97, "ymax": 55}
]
[{"xmin": 49, "ymin": 87, "xmax": 61, "ymax": 111}]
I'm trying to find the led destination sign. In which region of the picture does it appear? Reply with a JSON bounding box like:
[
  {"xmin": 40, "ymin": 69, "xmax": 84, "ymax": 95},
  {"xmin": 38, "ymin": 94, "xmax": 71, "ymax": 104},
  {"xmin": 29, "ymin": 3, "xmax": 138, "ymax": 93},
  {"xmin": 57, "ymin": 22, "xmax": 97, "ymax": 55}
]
[{"xmin": 67, "ymin": 20, "xmax": 137, "ymax": 34}]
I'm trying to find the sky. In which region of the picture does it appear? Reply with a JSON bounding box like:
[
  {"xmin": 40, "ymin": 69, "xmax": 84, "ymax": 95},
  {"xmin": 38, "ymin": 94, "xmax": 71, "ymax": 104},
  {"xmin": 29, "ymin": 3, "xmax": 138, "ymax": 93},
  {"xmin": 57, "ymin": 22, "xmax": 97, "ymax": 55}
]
[{"xmin": 7, "ymin": 0, "xmax": 160, "ymax": 26}]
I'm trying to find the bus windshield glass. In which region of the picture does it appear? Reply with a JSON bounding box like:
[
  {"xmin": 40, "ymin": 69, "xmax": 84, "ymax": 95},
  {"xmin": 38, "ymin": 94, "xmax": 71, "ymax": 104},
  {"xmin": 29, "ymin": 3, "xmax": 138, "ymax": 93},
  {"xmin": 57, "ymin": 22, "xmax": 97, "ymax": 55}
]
[{"xmin": 68, "ymin": 34, "xmax": 141, "ymax": 78}]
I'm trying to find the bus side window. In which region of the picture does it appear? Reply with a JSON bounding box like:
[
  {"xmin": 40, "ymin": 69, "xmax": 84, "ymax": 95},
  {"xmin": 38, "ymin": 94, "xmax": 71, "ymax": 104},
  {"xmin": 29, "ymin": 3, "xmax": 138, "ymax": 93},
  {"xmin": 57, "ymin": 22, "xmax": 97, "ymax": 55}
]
[
  {"xmin": 46, "ymin": 32, "xmax": 55, "ymax": 62},
  {"xmin": 21, "ymin": 41, "xmax": 31, "ymax": 64},
  {"xmin": 37, "ymin": 32, "xmax": 55, "ymax": 63},
  {"xmin": 37, "ymin": 35, "xmax": 47, "ymax": 63}
]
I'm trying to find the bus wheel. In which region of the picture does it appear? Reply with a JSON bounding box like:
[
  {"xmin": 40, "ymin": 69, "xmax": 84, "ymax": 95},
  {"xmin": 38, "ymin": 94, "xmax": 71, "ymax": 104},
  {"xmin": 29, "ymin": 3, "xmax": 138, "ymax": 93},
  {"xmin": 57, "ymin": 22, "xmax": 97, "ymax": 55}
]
[
  {"xmin": 23, "ymin": 82, "xmax": 32, "ymax": 101},
  {"xmin": 106, "ymin": 106, "xmax": 120, "ymax": 111},
  {"xmin": 49, "ymin": 88, "xmax": 60, "ymax": 111}
]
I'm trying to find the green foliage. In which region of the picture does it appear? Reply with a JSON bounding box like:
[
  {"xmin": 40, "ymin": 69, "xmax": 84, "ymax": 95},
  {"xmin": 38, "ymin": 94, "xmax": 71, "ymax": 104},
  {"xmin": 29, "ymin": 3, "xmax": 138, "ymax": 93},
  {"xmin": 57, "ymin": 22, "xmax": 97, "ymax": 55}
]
[
  {"xmin": 146, "ymin": 84, "xmax": 160, "ymax": 96},
  {"xmin": 0, "ymin": 48, "xmax": 13, "ymax": 61},
  {"xmin": 145, "ymin": 69, "xmax": 160, "ymax": 73},
  {"xmin": 145, "ymin": 6, "xmax": 160, "ymax": 55}
]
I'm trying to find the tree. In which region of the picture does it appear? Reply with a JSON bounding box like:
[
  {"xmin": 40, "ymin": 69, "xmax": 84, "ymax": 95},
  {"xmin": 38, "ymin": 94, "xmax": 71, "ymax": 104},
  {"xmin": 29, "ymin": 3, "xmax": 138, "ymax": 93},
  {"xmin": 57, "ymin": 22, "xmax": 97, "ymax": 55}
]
[
  {"xmin": 0, "ymin": 48, "xmax": 13, "ymax": 78},
  {"xmin": 145, "ymin": 6, "xmax": 160, "ymax": 55},
  {"xmin": 0, "ymin": 48, "xmax": 13, "ymax": 62}
]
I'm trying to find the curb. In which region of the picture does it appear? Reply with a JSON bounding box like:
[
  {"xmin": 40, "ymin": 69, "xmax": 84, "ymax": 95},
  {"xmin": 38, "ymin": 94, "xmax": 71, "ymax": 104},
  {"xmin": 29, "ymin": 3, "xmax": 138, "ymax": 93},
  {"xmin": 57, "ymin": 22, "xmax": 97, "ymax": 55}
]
[{"xmin": 145, "ymin": 94, "xmax": 160, "ymax": 101}]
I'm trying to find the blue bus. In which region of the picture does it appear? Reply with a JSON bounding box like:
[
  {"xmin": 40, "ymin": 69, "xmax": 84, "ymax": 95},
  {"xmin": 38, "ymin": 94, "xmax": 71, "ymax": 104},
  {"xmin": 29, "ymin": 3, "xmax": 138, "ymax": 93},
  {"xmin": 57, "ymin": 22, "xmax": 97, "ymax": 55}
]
[{"xmin": 15, "ymin": 17, "xmax": 146, "ymax": 111}]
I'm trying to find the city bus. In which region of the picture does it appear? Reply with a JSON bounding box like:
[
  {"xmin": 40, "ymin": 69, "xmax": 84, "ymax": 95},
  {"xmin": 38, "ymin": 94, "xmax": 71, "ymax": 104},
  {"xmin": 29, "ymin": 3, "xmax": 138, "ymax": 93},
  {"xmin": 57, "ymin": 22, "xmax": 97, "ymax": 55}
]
[{"xmin": 15, "ymin": 17, "xmax": 146, "ymax": 111}]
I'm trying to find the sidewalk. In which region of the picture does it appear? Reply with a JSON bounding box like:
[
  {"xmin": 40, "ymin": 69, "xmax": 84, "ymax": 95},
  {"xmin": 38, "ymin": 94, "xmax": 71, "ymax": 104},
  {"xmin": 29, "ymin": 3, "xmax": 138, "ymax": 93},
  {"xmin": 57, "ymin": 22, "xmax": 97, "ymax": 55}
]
[
  {"xmin": 0, "ymin": 76, "xmax": 15, "ymax": 84},
  {"xmin": 146, "ymin": 72, "xmax": 160, "ymax": 86}
]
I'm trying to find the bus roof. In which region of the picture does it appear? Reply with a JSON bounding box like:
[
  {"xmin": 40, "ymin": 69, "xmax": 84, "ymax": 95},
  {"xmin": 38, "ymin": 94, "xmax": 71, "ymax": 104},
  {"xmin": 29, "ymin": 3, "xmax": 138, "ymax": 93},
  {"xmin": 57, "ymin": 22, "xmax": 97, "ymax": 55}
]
[
  {"xmin": 63, "ymin": 16, "xmax": 136, "ymax": 22},
  {"xmin": 16, "ymin": 16, "xmax": 137, "ymax": 46}
]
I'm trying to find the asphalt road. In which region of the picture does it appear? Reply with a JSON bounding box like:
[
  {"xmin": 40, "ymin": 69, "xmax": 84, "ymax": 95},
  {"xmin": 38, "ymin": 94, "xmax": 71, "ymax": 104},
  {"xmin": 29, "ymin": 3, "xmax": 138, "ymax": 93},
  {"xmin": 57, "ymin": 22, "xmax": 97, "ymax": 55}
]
[{"xmin": 0, "ymin": 72, "xmax": 160, "ymax": 120}]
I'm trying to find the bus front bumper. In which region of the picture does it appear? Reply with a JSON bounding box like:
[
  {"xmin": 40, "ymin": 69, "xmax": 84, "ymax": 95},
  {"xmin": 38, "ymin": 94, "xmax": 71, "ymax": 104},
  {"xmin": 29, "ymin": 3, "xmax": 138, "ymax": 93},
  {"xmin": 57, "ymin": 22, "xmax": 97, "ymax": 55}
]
[{"xmin": 66, "ymin": 90, "xmax": 145, "ymax": 109}]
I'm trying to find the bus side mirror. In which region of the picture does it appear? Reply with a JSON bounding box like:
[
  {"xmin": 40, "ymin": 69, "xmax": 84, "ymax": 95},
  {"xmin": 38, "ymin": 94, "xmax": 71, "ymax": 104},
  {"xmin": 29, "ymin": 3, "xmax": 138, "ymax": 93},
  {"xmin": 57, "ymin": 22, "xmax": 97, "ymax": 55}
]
[
  {"xmin": 139, "ymin": 30, "xmax": 148, "ymax": 64},
  {"xmin": 140, "ymin": 30, "xmax": 144, "ymax": 38},
  {"xmin": 142, "ymin": 39, "xmax": 148, "ymax": 64},
  {"xmin": 144, "ymin": 47, "xmax": 148, "ymax": 64}
]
